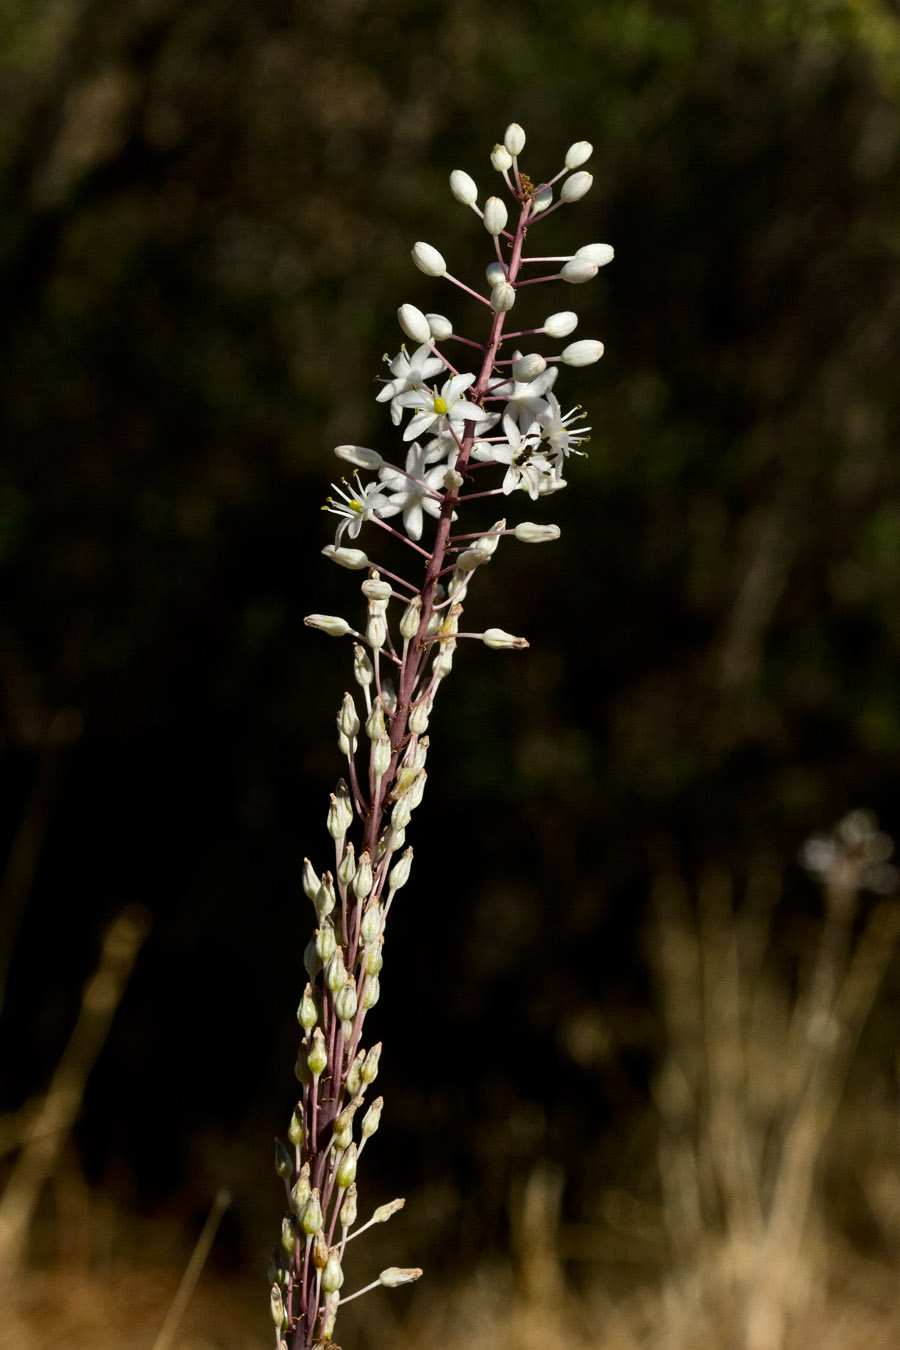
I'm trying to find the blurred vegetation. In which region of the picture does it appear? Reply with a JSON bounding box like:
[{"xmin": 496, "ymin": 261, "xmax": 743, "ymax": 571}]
[{"xmin": 1, "ymin": 0, "xmax": 900, "ymax": 1326}]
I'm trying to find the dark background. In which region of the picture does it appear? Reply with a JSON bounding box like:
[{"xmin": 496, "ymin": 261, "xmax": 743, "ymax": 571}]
[{"xmin": 2, "ymin": 0, "xmax": 900, "ymax": 1292}]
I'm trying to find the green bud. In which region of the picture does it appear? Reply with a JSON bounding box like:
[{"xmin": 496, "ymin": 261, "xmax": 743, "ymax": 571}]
[
  {"xmin": 362, "ymin": 974, "xmax": 381, "ymax": 1010},
  {"xmin": 353, "ymin": 643, "xmax": 374, "ymax": 688},
  {"xmin": 360, "ymin": 902, "xmax": 382, "ymax": 946},
  {"xmin": 315, "ymin": 917, "xmax": 337, "ymax": 962},
  {"xmin": 340, "ymin": 1182, "xmax": 358, "ymax": 1230},
  {"xmin": 289, "ymin": 1164, "xmax": 311, "ymax": 1215},
  {"xmin": 362, "ymin": 1042, "xmax": 382, "ymax": 1084},
  {"xmin": 353, "ymin": 851, "xmax": 373, "ymax": 899},
  {"xmin": 303, "ymin": 935, "xmax": 321, "ymax": 980},
  {"xmin": 270, "ymin": 1282, "xmax": 286, "ymax": 1327},
  {"xmin": 388, "ymin": 847, "xmax": 413, "ymax": 891},
  {"xmin": 297, "ymin": 983, "xmax": 319, "ymax": 1032},
  {"xmin": 391, "ymin": 793, "xmax": 413, "ymax": 832},
  {"xmin": 399, "ymin": 595, "xmax": 422, "ymax": 641},
  {"xmin": 325, "ymin": 948, "xmax": 347, "ymax": 995},
  {"xmin": 361, "ymin": 1096, "xmax": 383, "ymax": 1139},
  {"xmin": 280, "ymin": 1216, "xmax": 296, "ymax": 1255},
  {"xmin": 336, "ymin": 1141, "xmax": 358, "ymax": 1190},
  {"xmin": 288, "ymin": 1109, "xmax": 304, "ymax": 1147},
  {"xmin": 275, "ymin": 1140, "xmax": 293, "ymax": 1179},
  {"xmin": 334, "ymin": 1120, "xmax": 353, "ymax": 1151},
  {"xmin": 294, "ymin": 1052, "xmax": 311, "ymax": 1087},
  {"xmin": 301, "ymin": 858, "xmax": 320, "ymax": 902},
  {"xmin": 335, "ymin": 977, "xmax": 358, "ymax": 1024},
  {"xmin": 267, "ymin": 1249, "xmax": 286, "ymax": 1287},
  {"xmin": 409, "ymin": 770, "xmax": 427, "ymax": 810},
  {"xmin": 315, "ymin": 873, "xmax": 336, "ymax": 920},
  {"xmin": 320, "ymin": 1304, "xmax": 337, "ymax": 1340},
  {"xmin": 365, "ymin": 698, "xmax": 386, "ymax": 741},
  {"xmin": 408, "ymin": 698, "xmax": 431, "ymax": 735},
  {"xmin": 364, "ymin": 941, "xmax": 383, "ymax": 977},
  {"xmin": 337, "ymin": 840, "xmax": 356, "ymax": 887},
  {"xmin": 361, "ymin": 574, "xmax": 392, "ymax": 603},
  {"xmin": 338, "ymin": 692, "xmax": 360, "ymax": 741},
  {"xmin": 407, "ymin": 737, "xmax": 428, "ymax": 773},
  {"xmin": 327, "ymin": 782, "xmax": 353, "ymax": 839},
  {"xmin": 307, "ymin": 1027, "xmax": 327, "ymax": 1080},
  {"xmin": 301, "ymin": 1189, "xmax": 323, "ymax": 1236},
  {"xmin": 322, "ymin": 1247, "xmax": 344, "ymax": 1294},
  {"xmin": 346, "ymin": 1050, "xmax": 365, "ymax": 1097},
  {"xmin": 312, "ymin": 1229, "xmax": 329, "ymax": 1269},
  {"xmin": 372, "ymin": 734, "xmax": 392, "ymax": 781}
]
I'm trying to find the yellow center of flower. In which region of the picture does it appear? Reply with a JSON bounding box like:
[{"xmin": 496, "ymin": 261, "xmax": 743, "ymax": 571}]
[
  {"xmin": 348, "ymin": 499, "xmax": 362, "ymax": 512},
  {"xmin": 433, "ymin": 396, "xmax": 448, "ymax": 415}
]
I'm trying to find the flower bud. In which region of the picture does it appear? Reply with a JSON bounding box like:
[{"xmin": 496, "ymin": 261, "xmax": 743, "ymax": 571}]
[
  {"xmin": 294, "ymin": 1050, "xmax": 311, "ymax": 1086},
  {"xmin": 362, "ymin": 1042, "xmax": 381, "ymax": 1084},
  {"xmin": 379, "ymin": 1267, "xmax": 423, "ymax": 1288},
  {"xmin": 340, "ymin": 1183, "xmax": 358, "ymax": 1229},
  {"xmin": 504, "ymin": 122, "xmax": 525, "ymax": 155},
  {"xmin": 301, "ymin": 1189, "xmax": 323, "ymax": 1236},
  {"xmin": 322, "ymin": 1248, "xmax": 344, "ymax": 1294},
  {"xmin": 483, "ymin": 196, "xmax": 508, "ymax": 236},
  {"xmin": 373, "ymin": 1198, "xmax": 405, "ymax": 1224},
  {"xmin": 380, "ymin": 678, "xmax": 398, "ymax": 715},
  {"xmin": 301, "ymin": 858, "xmax": 320, "ymax": 902},
  {"xmin": 325, "ymin": 948, "xmax": 347, "ymax": 994},
  {"xmin": 530, "ymin": 184, "xmax": 553, "ymax": 214},
  {"xmin": 315, "ymin": 917, "xmax": 337, "ymax": 962},
  {"xmin": 478, "ymin": 521, "xmax": 504, "ymax": 556},
  {"xmin": 270, "ymin": 1283, "xmax": 286, "ymax": 1327},
  {"xmin": 514, "ymin": 521, "xmax": 561, "ymax": 543},
  {"xmin": 512, "ymin": 353, "xmax": 547, "ymax": 382},
  {"xmin": 388, "ymin": 848, "xmax": 413, "ymax": 891},
  {"xmin": 485, "ymin": 260, "xmax": 506, "ymax": 286},
  {"xmin": 289, "ymin": 1166, "xmax": 310, "ymax": 1215},
  {"xmin": 352, "ymin": 643, "xmax": 374, "ymax": 688},
  {"xmin": 288, "ymin": 1109, "xmax": 304, "ymax": 1147},
  {"xmin": 491, "ymin": 143, "xmax": 512, "ymax": 172},
  {"xmin": 362, "ymin": 973, "xmax": 381, "ymax": 1010},
  {"xmin": 321, "ymin": 543, "xmax": 369, "ymax": 570},
  {"xmin": 411, "ymin": 241, "xmax": 447, "ymax": 277},
  {"xmin": 275, "ymin": 1139, "xmax": 293, "ymax": 1179},
  {"xmin": 366, "ymin": 607, "xmax": 387, "ymax": 649},
  {"xmin": 560, "ymin": 258, "xmax": 598, "ymax": 284},
  {"xmin": 312, "ymin": 1229, "xmax": 328, "ymax": 1269},
  {"xmin": 315, "ymin": 873, "xmax": 336, "ymax": 920},
  {"xmin": 353, "ymin": 850, "xmax": 373, "ymax": 898},
  {"xmin": 407, "ymin": 737, "xmax": 428, "ymax": 772},
  {"xmin": 304, "ymin": 614, "xmax": 350, "ymax": 638},
  {"xmin": 425, "ymin": 312, "xmax": 452, "ymax": 340},
  {"xmin": 400, "ymin": 595, "xmax": 421, "ymax": 640},
  {"xmin": 360, "ymin": 901, "xmax": 382, "ymax": 946},
  {"xmin": 337, "ymin": 840, "xmax": 356, "ymax": 887},
  {"xmin": 398, "ymin": 303, "xmax": 432, "ymax": 344},
  {"xmin": 336, "ymin": 1141, "xmax": 358, "ymax": 1190},
  {"xmin": 327, "ymin": 782, "xmax": 353, "ymax": 839},
  {"xmin": 302, "ymin": 937, "xmax": 321, "ymax": 982},
  {"xmin": 544, "ymin": 310, "xmax": 578, "ymax": 338},
  {"xmin": 408, "ymin": 698, "xmax": 432, "ymax": 735},
  {"xmin": 560, "ymin": 170, "xmax": 593, "ymax": 202},
  {"xmin": 361, "ymin": 1096, "xmax": 383, "ymax": 1139},
  {"xmin": 365, "ymin": 941, "xmax": 383, "ymax": 976},
  {"xmin": 565, "ymin": 140, "xmax": 593, "ymax": 169},
  {"xmin": 482, "ymin": 627, "xmax": 529, "ymax": 650},
  {"xmin": 391, "ymin": 792, "xmax": 413, "ymax": 831},
  {"xmin": 335, "ymin": 977, "xmax": 358, "ymax": 1024},
  {"xmin": 490, "ymin": 280, "xmax": 516, "ymax": 313},
  {"xmin": 456, "ymin": 545, "xmax": 492, "ymax": 570},
  {"xmin": 561, "ymin": 339, "xmax": 604, "ymax": 367},
  {"xmin": 346, "ymin": 1049, "xmax": 365, "ymax": 1097},
  {"xmin": 338, "ymin": 692, "xmax": 360, "ymax": 742},
  {"xmin": 334, "ymin": 444, "xmax": 384, "ymax": 470},
  {"xmin": 450, "ymin": 169, "xmax": 478, "ymax": 204},
  {"xmin": 576, "ymin": 242, "xmax": 615, "ymax": 267},
  {"xmin": 372, "ymin": 734, "xmax": 392, "ymax": 781},
  {"xmin": 307, "ymin": 1028, "xmax": 327, "ymax": 1080},
  {"xmin": 361, "ymin": 574, "xmax": 392, "ymax": 602},
  {"xmin": 297, "ymin": 983, "xmax": 318, "ymax": 1031}
]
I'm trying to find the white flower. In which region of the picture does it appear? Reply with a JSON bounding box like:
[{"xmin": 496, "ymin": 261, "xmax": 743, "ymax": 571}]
[
  {"xmin": 491, "ymin": 357, "xmax": 559, "ymax": 435},
  {"xmin": 377, "ymin": 442, "xmax": 455, "ymax": 541},
  {"xmin": 323, "ymin": 474, "xmax": 392, "ymax": 546},
  {"xmin": 376, "ymin": 344, "xmax": 445, "ymax": 425},
  {"xmin": 395, "ymin": 373, "xmax": 493, "ymax": 443},
  {"xmin": 537, "ymin": 393, "xmax": 590, "ymax": 461}
]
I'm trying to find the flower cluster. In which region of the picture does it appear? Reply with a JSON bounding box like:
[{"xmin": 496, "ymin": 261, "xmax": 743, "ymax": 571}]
[{"xmin": 274, "ymin": 123, "xmax": 611, "ymax": 1350}]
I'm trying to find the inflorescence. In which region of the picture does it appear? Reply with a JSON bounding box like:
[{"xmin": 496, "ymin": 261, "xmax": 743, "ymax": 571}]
[{"xmin": 273, "ymin": 121, "xmax": 612, "ymax": 1350}]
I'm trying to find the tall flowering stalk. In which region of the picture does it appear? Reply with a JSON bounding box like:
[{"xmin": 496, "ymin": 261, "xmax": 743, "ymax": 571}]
[{"xmin": 271, "ymin": 122, "xmax": 612, "ymax": 1349}]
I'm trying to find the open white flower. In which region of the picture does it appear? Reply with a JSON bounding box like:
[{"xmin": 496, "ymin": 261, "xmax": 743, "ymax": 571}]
[
  {"xmin": 491, "ymin": 357, "xmax": 559, "ymax": 436},
  {"xmin": 395, "ymin": 373, "xmax": 493, "ymax": 444},
  {"xmin": 376, "ymin": 344, "xmax": 446, "ymax": 426},
  {"xmin": 538, "ymin": 393, "xmax": 590, "ymax": 462},
  {"xmin": 377, "ymin": 442, "xmax": 456, "ymax": 541},
  {"xmin": 323, "ymin": 474, "xmax": 392, "ymax": 546}
]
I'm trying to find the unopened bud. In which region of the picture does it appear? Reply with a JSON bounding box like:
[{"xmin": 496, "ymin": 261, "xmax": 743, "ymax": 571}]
[
  {"xmin": 361, "ymin": 575, "xmax": 392, "ymax": 603},
  {"xmin": 322, "ymin": 544, "xmax": 369, "ymax": 569},
  {"xmin": 315, "ymin": 873, "xmax": 336, "ymax": 920},
  {"xmin": 335, "ymin": 977, "xmax": 358, "ymax": 1024},
  {"xmin": 365, "ymin": 941, "xmax": 383, "ymax": 976},
  {"xmin": 400, "ymin": 595, "xmax": 421, "ymax": 640},
  {"xmin": 301, "ymin": 858, "xmax": 320, "ymax": 902},
  {"xmin": 337, "ymin": 840, "xmax": 356, "ymax": 887},
  {"xmin": 408, "ymin": 698, "xmax": 432, "ymax": 735},
  {"xmin": 392, "ymin": 792, "xmax": 413, "ymax": 831},
  {"xmin": 361, "ymin": 1096, "xmax": 384, "ymax": 1139},
  {"xmin": 289, "ymin": 1164, "xmax": 310, "ymax": 1215},
  {"xmin": 576, "ymin": 242, "xmax": 615, "ymax": 267},
  {"xmin": 315, "ymin": 917, "xmax": 337, "ymax": 962},
  {"xmin": 373, "ymin": 1197, "xmax": 406, "ymax": 1224},
  {"xmin": 482, "ymin": 627, "xmax": 529, "ymax": 650},
  {"xmin": 457, "ymin": 545, "xmax": 492, "ymax": 570},
  {"xmin": 270, "ymin": 1283, "xmax": 286, "ymax": 1327},
  {"xmin": 380, "ymin": 1266, "xmax": 423, "ymax": 1288},
  {"xmin": 564, "ymin": 140, "xmax": 593, "ymax": 169},
  {"xmin": 398, "ymin": 303, "xmax": 432, "ymax": 344},
  {"xmin": 504, "ymin": 122, "xmax": 525, "ymax": 155},
  {"xmin": 450, "ymin": 169, "xmax": 478, "ymax": 204},
  {"xmin": 512, "ymin": 353, "xmax": 547, "ymax": 382},
  {"xmin": 483, "ymin": 196, "xmax": 508, "ymax": 236},
  {"xmin": 280, "ymin": 1216, "xmax": 296, "ymax": 1255},
  {"xmin": 491, "ymin": 143, "xmax": 512, "ymax": 172},
  {"xmin": 372, "ymin": 734, "xmax": 392, "ymax": 780},
  {"xmin": 336, "ymin": 1141, "xmax": 358, "ymax": 1190},
  {"xmin": 529, "ymin": 184, "xmax": 553, "ymax": 214},
  {"xmin": 305, "ymin": 614, "xmax": 350, "ymax": 638},
  {"xmin": 362, "ymin": 974, "xmax": 380, "ymax": 1010},
  {"xmin": 322, "ymin": 1248, "xmax": 344, "ymax": 1294},
  {"xmin": 365, "ymin": 698, "xmax": 386, "ymax": 740},
  {"xmin": 560, "ymin": 170, "xmax": 593, "ymax": 202},
  {"xmin": 425, "ymin": 312, "xmax": 452, "ymax": 341},
  {"xmin": 275, "ymin": 1140, "xmax": 293, "ymax": 1179},
  {"xmin": 360, "ymin": 901, "xmax": 382, "ymax": 946},
  {"xmin": 312, "ymin": 1229, "xmax": 328, "ymax": 1269},
  {"xmin": 561, "ymin": 339, "xmax": 604, "ymax": 366},
  {"xmin": 301, "ymin": 1189, "xmax": 323, "ymax": 1236},
  {"xmin": 485, "ymin": 260, "xmax": 506, "ymax": 286},
  {"xmin": 544, "ymin": 310, "xmax": 578, "ymax": 338},
  {"xmin": 297, "ymin": 983, "xmax": 318, "ymax": 1031},
  {"xmin": 366, "ymin": 607, "xmax": 387, "ymax": 649},
  {"xmin": 412, "ymin": 241, "xmax": 447, "ymax": 277},
  {"xmin": 338, "ymin": 692, "xmax": 360, "ymax": 741},
  {"xmin": 325, "ymin": 948, "xmax": 347, "ymax": 994},
  {"xmin": 327, "ymin": 782, "xmax": 353, "ymax": 839},
  {"xmin": 302, "ymin": 936, "xmax": 321, "ymax": 982},
  {"xmin": 388, "ymin": 848, "xmax": 413, "ymax": 891},
  {"xmin": 353, "ymin": 643, "xmax": 374, "ymax": 688},
  {"xmin": 307, "ymin": 1028, "xmax": 327, "ymax": 1080},
  {"xmin": 340, "ymin": 1182, "xmax": 358, "ymax": 1229},
  {"xmin": 514, "ymin": 521, "xmax": 561, "ymax": 543},
  {"xmin": 345, "ymin": 1050, "xmax": 365, "ymax": 1097},
  {"xmin": 560, "ymin": 258, "xmax": 598, "ymax": 284},
  {"xmin": 353, "ymin": 851, "xmax": 373, "ymax": 898},
  {"xmin": 490, "ymin": 280, "xmax": 516, "ymax": 313},
  {"xmin": 334, "ymin": 444, "xmax": 384, "ymax": 470},
  {"xmin": 362, "ymin": 1042, "xmax": 382, "ymax": 1084},
  {"xmin": 288, "ymin": 1109, "xmax": 304, "ymax": 1147}
]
